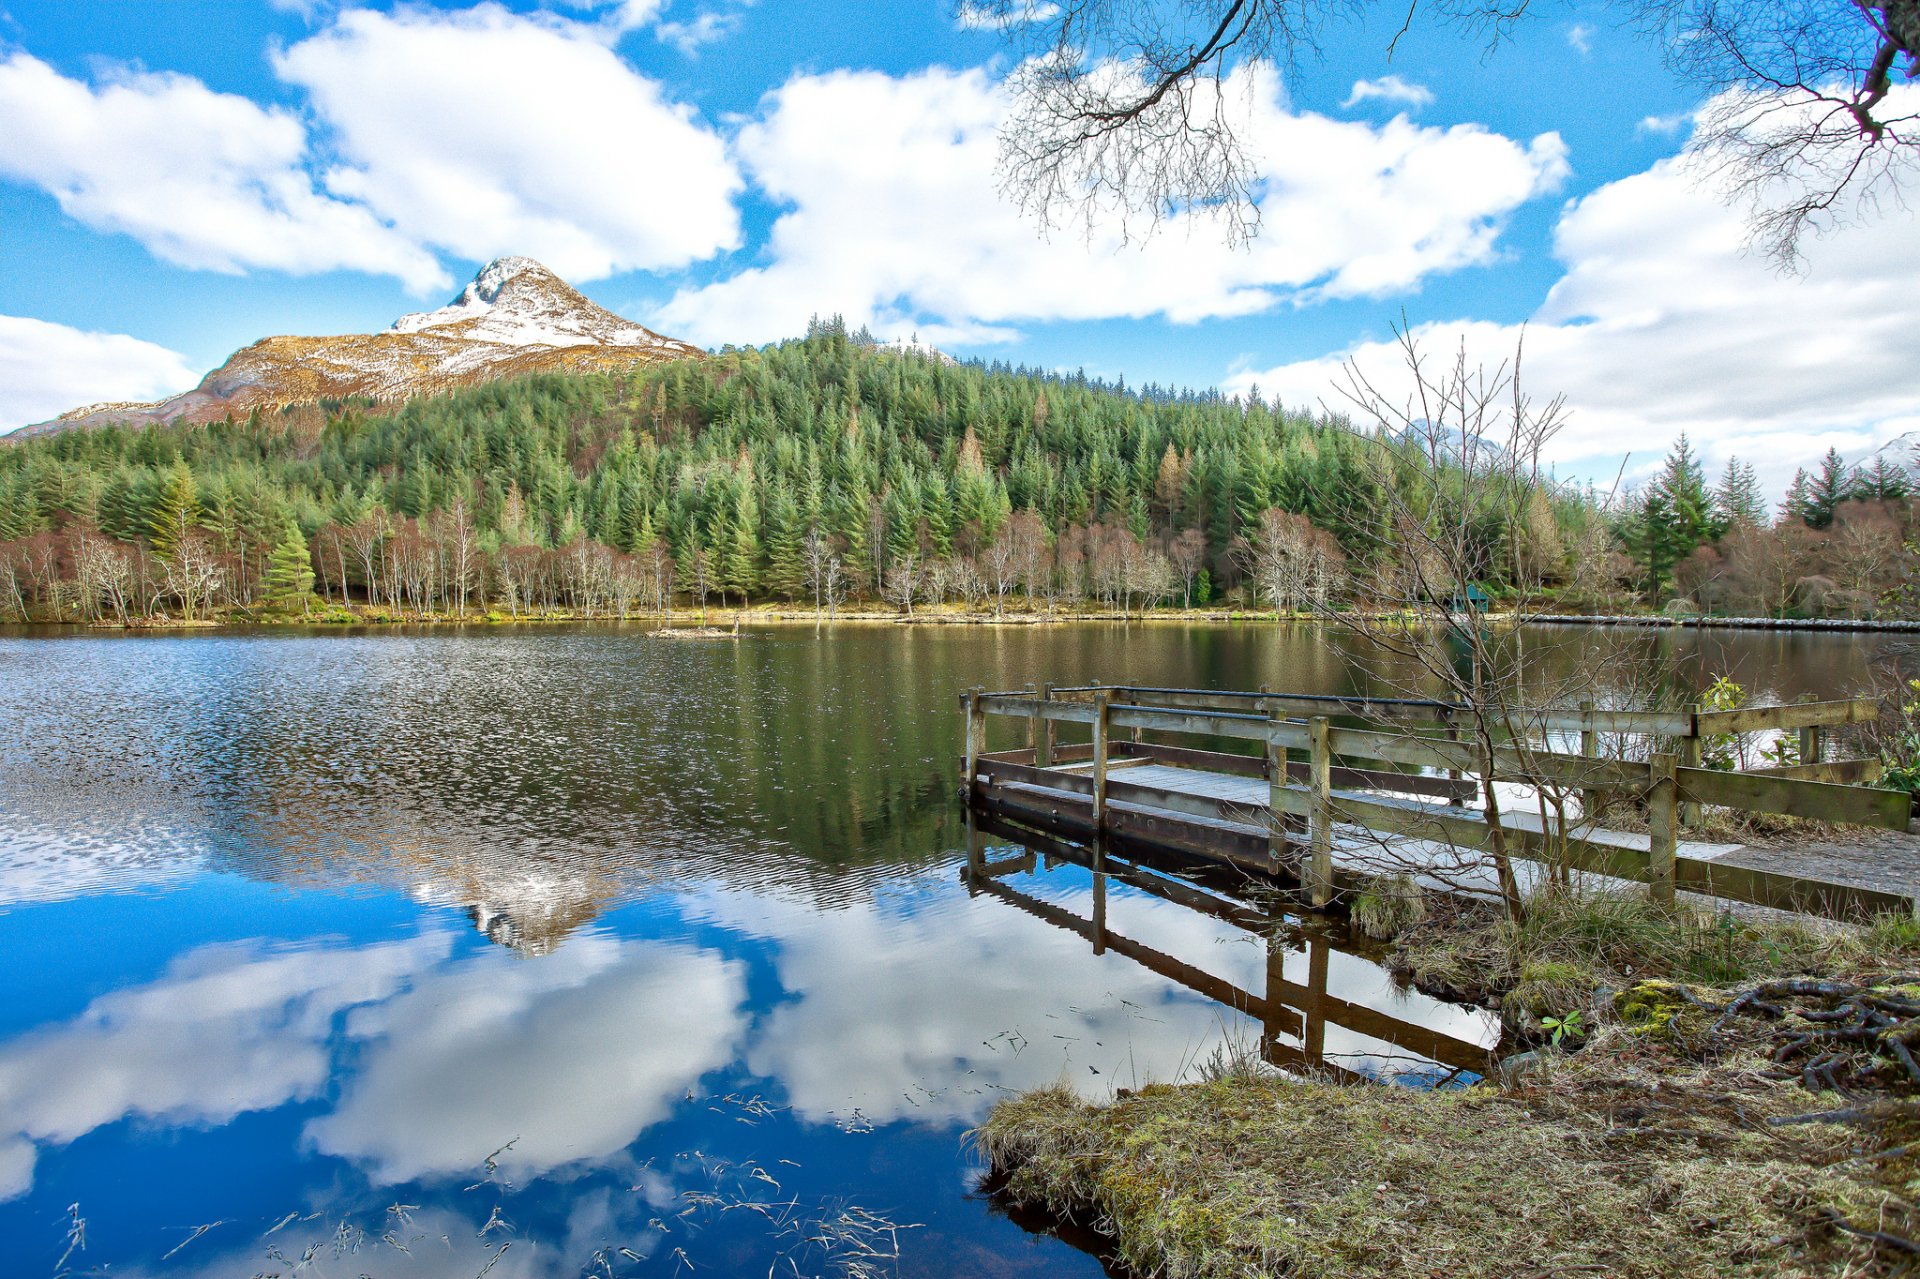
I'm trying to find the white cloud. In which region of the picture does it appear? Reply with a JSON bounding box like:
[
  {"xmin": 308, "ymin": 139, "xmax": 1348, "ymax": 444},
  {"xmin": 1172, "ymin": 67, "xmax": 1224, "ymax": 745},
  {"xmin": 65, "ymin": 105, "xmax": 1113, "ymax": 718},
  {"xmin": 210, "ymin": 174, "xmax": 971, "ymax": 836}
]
[
  {"xmin": 1225, "ymin": 101, "xmax": 1920, "ymax": 496},
  {"xmin": 0, "ymin": 313, "xmax": 196, "ymax": 434},
  {"xmin": 0, "ymin": 935, "xmax": 446, "ymax": 1200},
  {"xmin": 1636, "ymin": 112, "xmax": 1690, "ymax": 136},
  {"xmin": 657, "ymin": 64, "xmax": 1566, "ymax": 347},
  {"xmin": 656, "ymin": 8, "xmax": 744, "ymax": 55},
  {"xmin": 274, "ymin": 4, "xmax": 743, "ymax": 283},
  {"xmin": 1342, "ymin": 75, "xmax": 1435, "ymax": 111},
  {"xmin": 0, "ymin": 52, "xmax": 444, "ymax": 290},
  {"xmin": 955, "ymin": 1, "xmax": 1061, "ymax": 30},
  {"xmin": 1566, "ymin": 22, "xmax": 1594, "ymax": 56},
  {"xmin": 306, "ymin": 934, "xmax": 745, "ymax": 1183}
]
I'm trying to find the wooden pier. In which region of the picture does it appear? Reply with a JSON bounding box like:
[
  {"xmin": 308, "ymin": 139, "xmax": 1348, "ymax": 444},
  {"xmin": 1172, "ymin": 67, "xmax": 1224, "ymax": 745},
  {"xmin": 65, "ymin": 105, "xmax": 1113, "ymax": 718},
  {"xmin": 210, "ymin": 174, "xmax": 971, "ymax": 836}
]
[{"xmin": 960, "ymin": 683, "xmax": 1920, "ymax": 922}]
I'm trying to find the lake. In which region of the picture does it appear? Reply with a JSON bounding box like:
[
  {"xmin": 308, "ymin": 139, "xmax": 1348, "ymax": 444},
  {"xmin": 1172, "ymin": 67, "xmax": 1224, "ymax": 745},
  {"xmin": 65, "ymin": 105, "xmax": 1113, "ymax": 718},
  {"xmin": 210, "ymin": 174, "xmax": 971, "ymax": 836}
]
[{"xmin": 0, "ymin": 621, "xmax": 1906, "ymax": 1278}]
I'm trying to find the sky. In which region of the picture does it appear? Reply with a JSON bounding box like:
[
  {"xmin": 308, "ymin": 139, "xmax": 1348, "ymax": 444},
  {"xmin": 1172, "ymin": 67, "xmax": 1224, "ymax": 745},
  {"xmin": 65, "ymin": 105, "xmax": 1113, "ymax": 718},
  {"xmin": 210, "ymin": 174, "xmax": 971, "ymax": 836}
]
[{"xmin": 0, "ymin": 0, "xmax": 1914, "ymax": 496}]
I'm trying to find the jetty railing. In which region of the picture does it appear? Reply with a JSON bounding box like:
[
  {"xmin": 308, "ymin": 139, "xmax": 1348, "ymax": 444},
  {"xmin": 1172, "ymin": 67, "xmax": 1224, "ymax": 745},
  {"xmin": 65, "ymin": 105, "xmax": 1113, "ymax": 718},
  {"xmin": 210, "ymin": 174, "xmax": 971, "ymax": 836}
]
[{"xmin": 959, "ymin": 683, "xmax": 1916, "ymax": 921}]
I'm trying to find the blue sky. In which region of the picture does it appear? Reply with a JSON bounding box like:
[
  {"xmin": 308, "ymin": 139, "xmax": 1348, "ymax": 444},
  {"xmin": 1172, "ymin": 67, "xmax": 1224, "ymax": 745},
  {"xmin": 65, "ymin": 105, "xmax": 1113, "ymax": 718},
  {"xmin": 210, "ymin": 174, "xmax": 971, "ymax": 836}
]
[{"xmin": 0, "ymin": 0, "xmax": 1914, "ymax": 493}]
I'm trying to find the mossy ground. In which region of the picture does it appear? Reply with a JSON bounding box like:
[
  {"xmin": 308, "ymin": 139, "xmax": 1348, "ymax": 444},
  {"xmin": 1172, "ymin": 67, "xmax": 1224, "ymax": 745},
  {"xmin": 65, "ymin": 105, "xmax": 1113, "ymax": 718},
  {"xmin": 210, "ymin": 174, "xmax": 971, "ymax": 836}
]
[{"xmin": 978, "ymin": 896, "xmax": 1920, "ymax": 1278}]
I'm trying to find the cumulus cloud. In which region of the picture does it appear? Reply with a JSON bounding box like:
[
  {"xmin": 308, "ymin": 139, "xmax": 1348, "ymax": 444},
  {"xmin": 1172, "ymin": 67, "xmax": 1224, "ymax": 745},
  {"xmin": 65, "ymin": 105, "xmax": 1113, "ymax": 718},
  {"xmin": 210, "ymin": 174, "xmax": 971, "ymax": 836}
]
[
  {"xmin": 0, "ymin": 935, "xmax": 445, "ymax": 1200},
  {"xmin": 657, "ymin": 64, "xmax": 1565, "ymax": 348},
  {"xmin": 0, "ymin": 52, "xmax": 444, "ymax": 290},
  {"xmin": 275, "ymin": 4, "xmax": 743, "ymax": 283},
  {"xmin": 0, "ymin": 313, "xmax": 196, "ymax": 434},
  {"xmin": 1342, "ymin": 75, "xmax": 1435, "ymax": 110},
  {"xmin": 1224, "ymin": 110, "xmax": 1920, "ymax": 495},
  {"xmin": 306, "ymin": 934, "xmax": 745, "ymax": 1183}
]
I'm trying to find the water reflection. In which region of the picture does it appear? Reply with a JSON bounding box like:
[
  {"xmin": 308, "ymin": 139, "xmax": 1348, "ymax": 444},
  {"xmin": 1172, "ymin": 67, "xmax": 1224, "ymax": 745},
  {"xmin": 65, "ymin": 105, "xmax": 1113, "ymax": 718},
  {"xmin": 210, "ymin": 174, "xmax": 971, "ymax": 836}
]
[
  {"xmin": 962, "ymin": 813, "xmax": 1501, "ymax": 1086},
  {"xmin": 0, "ymin": 623, "xmax": 1903, "ymax": 1276}
]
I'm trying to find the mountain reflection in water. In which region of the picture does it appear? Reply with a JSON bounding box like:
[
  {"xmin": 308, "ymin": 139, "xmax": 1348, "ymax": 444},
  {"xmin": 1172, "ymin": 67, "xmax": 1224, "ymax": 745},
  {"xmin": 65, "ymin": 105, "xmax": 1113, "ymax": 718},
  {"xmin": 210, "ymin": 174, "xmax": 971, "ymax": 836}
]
[{"xmin": 0, "ymin": 623, "xmax": 1896, "ymax": 1276}]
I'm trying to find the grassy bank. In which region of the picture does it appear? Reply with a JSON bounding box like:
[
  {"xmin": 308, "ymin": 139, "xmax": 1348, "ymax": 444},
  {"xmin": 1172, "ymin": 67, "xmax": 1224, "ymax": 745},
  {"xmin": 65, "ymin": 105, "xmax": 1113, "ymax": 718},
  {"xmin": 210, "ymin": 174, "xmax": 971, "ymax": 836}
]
[{"xmin": 977, "ymin": 895, "xmax": 1920, "ymax": 1277}]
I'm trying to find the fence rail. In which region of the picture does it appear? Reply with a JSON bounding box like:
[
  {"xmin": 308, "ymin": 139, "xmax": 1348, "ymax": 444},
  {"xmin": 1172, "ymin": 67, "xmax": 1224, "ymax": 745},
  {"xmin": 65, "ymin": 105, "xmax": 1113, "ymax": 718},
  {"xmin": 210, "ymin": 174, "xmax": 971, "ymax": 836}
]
[{"xmin": 960, "ymin": 682, "xmax": 1917, "ymax": 922}]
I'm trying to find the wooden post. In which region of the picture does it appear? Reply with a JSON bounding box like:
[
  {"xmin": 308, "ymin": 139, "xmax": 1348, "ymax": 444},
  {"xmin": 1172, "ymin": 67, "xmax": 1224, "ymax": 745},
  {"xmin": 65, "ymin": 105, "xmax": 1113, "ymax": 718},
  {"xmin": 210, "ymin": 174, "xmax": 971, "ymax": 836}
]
[
  {"xmin": 964, "ymin": 807, "xmax": 985, "ymax": 877},
  {"xmin": 1266, "ymin": 705, "xmax": 1288, "ymax": 871},
  {"xmin": 1800, "ymin": 725, "xmax": 1821, "ymax": 767},
  {"xmin": 1024, "ymin": 682, "xmax": 1037, "ymax": 761},
  {"xmin": 1092, "ymin": 690, "xmax": 1111, "ymax": 831},
  {"xmin": 1445, "ymin": 711, "xmax": 1465, "ymax": 808},
  {"xmin": 964, "ymin": 687, "xmax": 986, "ymax": 798},
  {"xmin": 1648, "ymin": 751, "xmax": 1678, "ymax": 907},
  {"xmin": 1679, "ymin": 703, "xmax": 1702, "ymax": 827},
  {"xmin": 1578, "ymin": 699, "xmax": 1598, "ymax": 818},
  {"xmin": 1307, "ymin": 715, "xmax": 1334, "ymax": 907},
  {"xmin": 1038, "ymin": 681, "xmax": 1056, "ymax": 768}
]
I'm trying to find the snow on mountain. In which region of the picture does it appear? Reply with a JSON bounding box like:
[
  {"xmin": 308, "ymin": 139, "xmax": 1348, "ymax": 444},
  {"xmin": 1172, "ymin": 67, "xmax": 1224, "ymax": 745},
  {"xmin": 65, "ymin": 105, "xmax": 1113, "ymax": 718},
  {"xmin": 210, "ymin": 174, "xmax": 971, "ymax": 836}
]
[
  {"xmin": 16, "ymin": 258, "xmax": 701, "ymax": 438},
  {"xmin": 1860, "ymin": 429, "xmax": 1920, "ymax": 475}
]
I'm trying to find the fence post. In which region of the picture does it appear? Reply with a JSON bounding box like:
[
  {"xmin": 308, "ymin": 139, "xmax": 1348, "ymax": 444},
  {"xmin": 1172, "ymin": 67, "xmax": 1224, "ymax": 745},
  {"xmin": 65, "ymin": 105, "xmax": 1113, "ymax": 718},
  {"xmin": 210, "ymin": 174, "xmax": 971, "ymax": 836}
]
[
  {"xmin": 1038, "ymin": 681, "xmax": 1056, "ymax": 767},
  {"xmin": 1266, "ymin": 704, "xmax": 1288, "ymax": 871},
  {"xmin": 1578, "ymin": 699, "xmax": 1598, "ymax": 817},
  {"xmin": 1800, "ymin": 724, "xmax": 1821, "ymax": 767},
  {"xmin": 1308, "ymin": 715, "xmax": 1334, "ymax": 907},
  {"xmin": 1648, "ymin": 751, "xmax": 1678, "ymax": 906},
  {"xmin": 1445, "ymin": 710, "xmax": 1465, "ymax": 808},
  {"xmin": 965, "ymin": 686, "xmax": 986, "ymax": 798},
  {"xmin": 1680, "ymin": 703, "xmax": 1702, "ymax": 827},
  {"xmin": 1023, "ymin": 681, "xmax": 1037, "ymax": 761},
  {"xmin": 1092, "ymin": 690, "xmax": 1111, "ymax": 831}
]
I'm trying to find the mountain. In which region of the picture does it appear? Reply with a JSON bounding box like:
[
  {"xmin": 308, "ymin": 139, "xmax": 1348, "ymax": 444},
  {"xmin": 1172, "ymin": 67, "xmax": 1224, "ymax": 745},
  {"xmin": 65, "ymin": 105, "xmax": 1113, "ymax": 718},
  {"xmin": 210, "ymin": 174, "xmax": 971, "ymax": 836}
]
[
  {"xmin": 17, "ymin": 257, "xmax": 701, "ymax": 438},
  {"xmin": 1861, "ymin": 429, "xmax": 1920, "ymax": 475}
]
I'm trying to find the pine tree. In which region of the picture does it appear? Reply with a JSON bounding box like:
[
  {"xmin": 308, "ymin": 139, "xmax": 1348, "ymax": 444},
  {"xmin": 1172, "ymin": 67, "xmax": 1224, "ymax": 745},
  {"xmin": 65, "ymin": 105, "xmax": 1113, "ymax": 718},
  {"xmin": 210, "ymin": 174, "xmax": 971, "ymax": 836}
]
[
  {"xmin": 1780, "ymin": 469, "xmax": 1813, "ymax": 526},
  {"xmin": 1802, "ymin": 448, "xmax": 1848, "ymax": 529},
  {"xmin": 265, "ymin": 522, "xmax": 316, "ymax": 614},
  {"xmin": 1852, "ymin": 456, "xmax": 1913, "ymax": 503},
  {"xmin": 147, "ymin": 462, "xmax": 201, "ymax": 564},
  {"xmin": 1711, "ymin": 458, "xmax": 1766, "ymax": 530}
]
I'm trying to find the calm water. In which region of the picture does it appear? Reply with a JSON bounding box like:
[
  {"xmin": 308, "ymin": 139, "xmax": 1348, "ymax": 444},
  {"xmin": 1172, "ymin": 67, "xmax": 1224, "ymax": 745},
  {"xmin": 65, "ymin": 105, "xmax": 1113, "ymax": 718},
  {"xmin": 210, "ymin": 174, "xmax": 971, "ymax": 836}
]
[{"xmin": 0, "ymin": 622, "xmax": 1906, "ymax": 1278}]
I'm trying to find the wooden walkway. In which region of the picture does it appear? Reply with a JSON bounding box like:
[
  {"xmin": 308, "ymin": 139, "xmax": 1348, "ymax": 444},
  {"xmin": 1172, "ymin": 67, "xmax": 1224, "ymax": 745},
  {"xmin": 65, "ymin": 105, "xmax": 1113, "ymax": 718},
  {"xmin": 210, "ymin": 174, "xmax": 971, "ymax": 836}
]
[{"xmin": 962, "ymin": 684, "xmax": 1920, "ymax": 922}]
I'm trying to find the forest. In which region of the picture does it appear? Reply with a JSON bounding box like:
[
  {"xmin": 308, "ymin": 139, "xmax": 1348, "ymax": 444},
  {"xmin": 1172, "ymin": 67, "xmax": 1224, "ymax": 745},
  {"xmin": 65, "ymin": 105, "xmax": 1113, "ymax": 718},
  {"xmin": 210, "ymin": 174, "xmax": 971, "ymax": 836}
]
[{"xmin": 0, "ymin": 323, "xmax": 1913, "ymax": 624}]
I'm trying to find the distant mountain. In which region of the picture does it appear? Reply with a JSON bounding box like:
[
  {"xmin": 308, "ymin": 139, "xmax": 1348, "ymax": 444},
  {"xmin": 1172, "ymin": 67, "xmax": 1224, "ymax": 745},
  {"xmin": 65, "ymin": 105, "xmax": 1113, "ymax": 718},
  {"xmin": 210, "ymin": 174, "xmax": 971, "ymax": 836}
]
[
  {"xmin": 17, "ymin": 257, "xmax": 701, "ymax": 438},
  {"xmin": 1860, "ymin": 429, "xmax": 1920, "ymax": 475}
]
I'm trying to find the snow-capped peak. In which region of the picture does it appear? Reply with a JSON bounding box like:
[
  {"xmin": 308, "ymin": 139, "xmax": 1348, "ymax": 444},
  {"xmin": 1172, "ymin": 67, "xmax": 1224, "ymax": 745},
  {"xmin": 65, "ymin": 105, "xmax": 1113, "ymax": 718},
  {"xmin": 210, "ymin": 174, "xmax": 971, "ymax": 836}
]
[{"xmin": 389, "ymin": 256, "xmax": 673, "ymax": 351}]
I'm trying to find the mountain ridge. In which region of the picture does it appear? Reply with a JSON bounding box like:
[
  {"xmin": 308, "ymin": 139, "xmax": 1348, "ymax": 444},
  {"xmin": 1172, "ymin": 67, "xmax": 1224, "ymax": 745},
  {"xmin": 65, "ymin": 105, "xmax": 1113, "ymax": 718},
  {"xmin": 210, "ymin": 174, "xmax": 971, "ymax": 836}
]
[{"xmin": 15, "ymin": 258, "xmax": 702, "ymax": 439}]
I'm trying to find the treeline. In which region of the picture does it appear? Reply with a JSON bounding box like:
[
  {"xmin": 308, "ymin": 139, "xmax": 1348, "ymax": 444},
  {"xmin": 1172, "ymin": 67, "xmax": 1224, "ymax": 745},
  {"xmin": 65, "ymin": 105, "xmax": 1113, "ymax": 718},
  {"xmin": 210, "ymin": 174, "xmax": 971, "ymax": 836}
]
[
  {"xmin": 1622, "ymin": 437, "xmax": 1919, "ymax": 620},
  {"xmin": 0, "ymin": 325, "xmax": 1593, "ymax": 622},
  {"xmin": 0, "ymin": 325, "xmax": 1909, "ymax": 624}
]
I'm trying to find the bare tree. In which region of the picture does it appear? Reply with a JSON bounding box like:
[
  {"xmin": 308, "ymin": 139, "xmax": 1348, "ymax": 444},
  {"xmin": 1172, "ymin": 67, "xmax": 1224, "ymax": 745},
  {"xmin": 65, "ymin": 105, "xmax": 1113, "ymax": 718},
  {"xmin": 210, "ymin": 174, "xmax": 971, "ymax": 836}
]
[
  {"xmin": 1169, "ymin": 526, "xmax": 1207, "ymax": 608},
  {"xmin": 983, "ymin": 0, "xmax": 1918, "ymax": 261},
  {"xmin": 1304, "ymin": 325, "xmax": 1614, "ymax": 919},
  {"xmin": 883, "ymin": 549, "xmax": 924, "ymax": 615}
]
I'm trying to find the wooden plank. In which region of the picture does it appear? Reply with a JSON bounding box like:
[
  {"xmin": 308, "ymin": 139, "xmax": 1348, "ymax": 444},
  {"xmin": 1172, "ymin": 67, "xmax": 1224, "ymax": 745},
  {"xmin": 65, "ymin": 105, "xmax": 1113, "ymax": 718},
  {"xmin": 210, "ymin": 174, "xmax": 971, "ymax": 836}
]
[
  {"xmin": 1115, "ymin": 687, "xmax": 1452, "ymax": 723},
  {"xmin": 1037, "ymin": 681, "xmax": 1055, "ymax": 767},
  {"xmin": 1107, "ymin": 703, "xmax": 1276, "ymax": 743},
  {"xmin": 1307, "ymin": 717, "xmax": 1333, "ymax": 906},
  {"xmin": 1327, "ymin": 725, "xmax": 1650, "ymax": 790},
  {"xmin": 1693, "ymin": 698, "xmax": 1878, "ymax": 734},
  {"xmin": 1673, "ymin": 859, "xmax": 1915, "ymax": 920},
  {"xmin": 986, "ymin": 696, "xmax": 1100, "ymax": 724},
  {"xmin": 978, "ymin": 757, "xmax": 1094, "ymax": 795},
  {"xmin": 1648, "ymin": 753, "xmax": 1678, "ymax": 905},
  {"xmin": 1677, "ymin": 766, "xmax": 1914, "ymax": 830},
  {"xmin": 1092, "ymin": 691, "xmax": 1111, "ymax": 830},
  {"xmin": 1120, "ymin": 739, "xmax": 1267, "ymax": 777},
  {"xmin": 1746, "ymin": 758, "xmax": 1884, "ymax": 785}
]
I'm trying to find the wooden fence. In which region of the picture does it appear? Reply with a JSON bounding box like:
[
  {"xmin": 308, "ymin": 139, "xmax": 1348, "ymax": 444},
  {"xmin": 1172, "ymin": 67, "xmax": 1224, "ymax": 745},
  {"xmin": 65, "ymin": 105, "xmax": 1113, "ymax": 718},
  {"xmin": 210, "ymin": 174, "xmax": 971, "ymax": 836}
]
[{"xmin": 960, "ymin": 683, "xmax": 1918, "ymax": 922}]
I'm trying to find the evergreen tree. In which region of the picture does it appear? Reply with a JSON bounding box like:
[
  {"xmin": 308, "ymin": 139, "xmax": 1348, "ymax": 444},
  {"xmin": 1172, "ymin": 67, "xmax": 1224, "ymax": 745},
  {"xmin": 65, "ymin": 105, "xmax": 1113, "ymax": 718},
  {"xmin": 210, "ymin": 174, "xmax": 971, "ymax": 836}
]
[
  {"xmin": 1711, "ymin": 457, "xmax": 1766, "ymax": 530},
  {"xmin": 1802, "ymin": 448, "xmax": 1848, "ymax": 529},
  {"xmin": 148, "ymin": 462, "xmax": 201, "ymax": 564},
  {"xmin": 1852, "ymin": 456, "xmax": 1913, "ymax": 503},
  {"xmin": 265, "ymin": 522, "xmax": 316, "ymax": 614},
  {"xmin": 1634, "ymin": 435, "xmax": 1712, "ymax": 597}
]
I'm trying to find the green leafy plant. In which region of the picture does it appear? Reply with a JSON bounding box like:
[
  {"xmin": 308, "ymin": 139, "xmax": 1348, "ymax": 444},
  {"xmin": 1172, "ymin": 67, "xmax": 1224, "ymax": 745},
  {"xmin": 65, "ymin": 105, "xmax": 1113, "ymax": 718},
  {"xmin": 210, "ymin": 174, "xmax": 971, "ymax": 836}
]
[
  {"xmin": 1880, "ymin": 679, "xmax": 1920, "ymax": 798},
  {"xmin": 1540, "ymin": 1008, "xmax": 1585, "ymax": 1048}
]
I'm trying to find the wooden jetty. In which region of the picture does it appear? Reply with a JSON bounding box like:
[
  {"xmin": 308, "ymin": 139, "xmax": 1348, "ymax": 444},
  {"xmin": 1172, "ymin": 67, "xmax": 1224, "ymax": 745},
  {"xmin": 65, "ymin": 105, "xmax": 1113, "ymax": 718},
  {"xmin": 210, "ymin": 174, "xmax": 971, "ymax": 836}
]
[
  {"xmin": 963, "ymin": 811, "xmax": 1498, "ymax": 1081},
  {"xmin": 960, "ymin": 683, "xmax": 1920, "ymax": 922}
]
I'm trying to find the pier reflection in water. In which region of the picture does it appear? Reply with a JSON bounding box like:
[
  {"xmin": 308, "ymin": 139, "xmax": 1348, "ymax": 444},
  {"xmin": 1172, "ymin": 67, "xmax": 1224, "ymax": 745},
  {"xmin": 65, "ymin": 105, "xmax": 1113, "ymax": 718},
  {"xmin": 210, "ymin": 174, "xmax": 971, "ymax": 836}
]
[{"xmin": 963, "ymin": 811, "xmax": 1502, "ymax": 1088}]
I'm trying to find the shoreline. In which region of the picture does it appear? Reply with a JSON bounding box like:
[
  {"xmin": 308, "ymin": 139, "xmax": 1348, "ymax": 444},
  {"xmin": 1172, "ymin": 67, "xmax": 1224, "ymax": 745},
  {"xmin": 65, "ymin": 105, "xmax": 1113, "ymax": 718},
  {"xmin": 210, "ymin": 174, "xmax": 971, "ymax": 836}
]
[{"xmin": 10, "ymin": 607, "xmax": 1920, "ymax": 634}]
